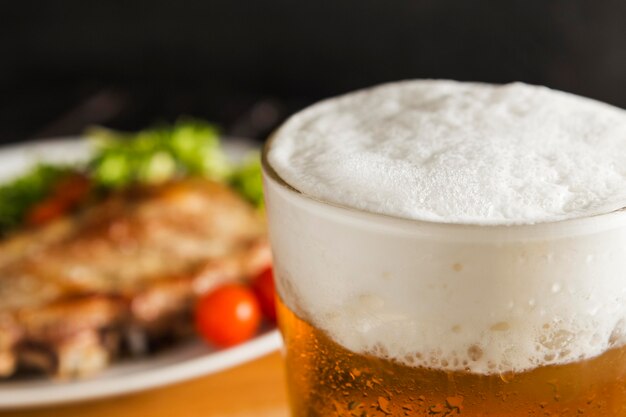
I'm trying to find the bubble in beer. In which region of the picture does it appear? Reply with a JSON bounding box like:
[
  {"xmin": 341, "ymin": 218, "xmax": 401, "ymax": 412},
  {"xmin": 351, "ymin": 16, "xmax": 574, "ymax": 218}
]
[
  {"xmin": 610, "ymin": 320, "xmax": 626, "ymax": 347},
  {"xmin": 467, "ymin": 345, "xmax": 484, "ymax": 362},
  {"xmin": 490, "ymin": 322, "xmax": 511, "ymax": 332}
]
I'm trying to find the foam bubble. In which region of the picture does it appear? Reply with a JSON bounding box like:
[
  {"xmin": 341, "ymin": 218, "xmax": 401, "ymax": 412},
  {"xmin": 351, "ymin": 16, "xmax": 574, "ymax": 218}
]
[{"xmin": 268, "ymin": 80, "xmax": 626, "ymax": 225}]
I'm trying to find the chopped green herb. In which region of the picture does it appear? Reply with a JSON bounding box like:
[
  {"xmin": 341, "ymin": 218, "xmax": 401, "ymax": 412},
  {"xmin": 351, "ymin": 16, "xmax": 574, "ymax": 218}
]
[
  {"xmin": 229, "ymin": 154, "xmax": 264, "ymax": 208},
  {"xmin": 86, "ymin": 118, "xmax": 231, "ymax": 188},
  {"xmin": 0, "ymin": 118, "xmax": 265, "ymax": 235},
  {"xmin": 0, "ymin": 164, "xmax": 72, "ymax": 234}
]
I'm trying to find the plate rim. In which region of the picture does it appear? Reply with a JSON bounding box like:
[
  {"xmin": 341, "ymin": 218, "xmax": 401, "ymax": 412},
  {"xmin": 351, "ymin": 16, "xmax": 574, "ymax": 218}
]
[{"xmin": 0, "ymin": 331, "xmax": 282, "ymax": 409}]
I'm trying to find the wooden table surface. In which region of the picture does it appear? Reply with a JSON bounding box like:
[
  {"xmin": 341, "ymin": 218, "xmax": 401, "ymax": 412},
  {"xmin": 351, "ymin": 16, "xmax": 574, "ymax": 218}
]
[{"xmin": 1, "ymin": 352, "xmax": 289, "ymax": 417}]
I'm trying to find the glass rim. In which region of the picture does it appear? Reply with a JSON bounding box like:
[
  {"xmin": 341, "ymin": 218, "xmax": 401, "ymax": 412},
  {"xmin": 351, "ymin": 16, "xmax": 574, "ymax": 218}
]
[{"xmin": 261, "ymin": 132, "xmax": 626, "ymax": 234}]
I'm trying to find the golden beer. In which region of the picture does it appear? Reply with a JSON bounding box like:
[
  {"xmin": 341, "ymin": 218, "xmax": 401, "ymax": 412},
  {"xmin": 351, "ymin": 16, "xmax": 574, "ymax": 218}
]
[
  {"xmin": 262, "ymin": 81, "xmax": 626, "ymax": 416},
  {"xmin": 279, "ymin": 298, "xmax": 626, "ymax": 416}
]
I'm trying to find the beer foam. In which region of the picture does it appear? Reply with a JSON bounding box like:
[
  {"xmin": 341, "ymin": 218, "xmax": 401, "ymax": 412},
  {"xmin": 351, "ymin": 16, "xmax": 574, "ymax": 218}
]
[
  {"xmin": 264, "ymin": 80, "xmax": 626, "ymax": 374},
  {"xmin": 268, "ymin": 80, "xmax": 626, "ymax": 225},
  {"xmin": 265, "ymin": 173, "xmax": 626, "ymax": 373}
]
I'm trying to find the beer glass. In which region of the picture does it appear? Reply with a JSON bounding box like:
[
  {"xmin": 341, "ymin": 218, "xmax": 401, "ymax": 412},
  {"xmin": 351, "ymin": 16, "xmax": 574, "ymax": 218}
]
[{"xmin": 262, "ymin": 152, "xmax": 626, "ymax": 416}]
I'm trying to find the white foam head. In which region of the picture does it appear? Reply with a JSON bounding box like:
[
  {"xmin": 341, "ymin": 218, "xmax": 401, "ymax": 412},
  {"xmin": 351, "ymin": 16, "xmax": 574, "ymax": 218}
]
[
  {"xmin": 263, "ymin": 80, "xmax": 626, "ymax": 374},
  {"xmin": 268, "ymin": 80, "xmax": 626, "ymax": 225}
]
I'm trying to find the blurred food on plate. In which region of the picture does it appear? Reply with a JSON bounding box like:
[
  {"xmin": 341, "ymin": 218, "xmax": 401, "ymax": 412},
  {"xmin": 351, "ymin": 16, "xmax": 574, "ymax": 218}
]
[{"xmin": 0, "ymin": 120, "xmax": 273, "ymax": 379}]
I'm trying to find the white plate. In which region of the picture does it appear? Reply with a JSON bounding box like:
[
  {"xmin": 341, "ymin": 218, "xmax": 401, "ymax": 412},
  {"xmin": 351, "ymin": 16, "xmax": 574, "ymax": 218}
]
[{"xmin": 0, "ymin": 138, "xmax": 281, "ymax": 409}]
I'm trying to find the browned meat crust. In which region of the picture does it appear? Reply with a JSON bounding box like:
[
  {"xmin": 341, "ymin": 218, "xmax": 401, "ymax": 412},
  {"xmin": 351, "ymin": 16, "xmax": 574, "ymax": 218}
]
[{"xmin": 0, "ymin": 179, "xmax": 270, "ymax": 378}]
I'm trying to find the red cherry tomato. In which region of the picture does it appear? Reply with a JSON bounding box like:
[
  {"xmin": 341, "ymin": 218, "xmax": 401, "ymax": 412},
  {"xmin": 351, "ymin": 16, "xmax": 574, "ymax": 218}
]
[
  {"xmin": 252, "ymin": 267, "xmax": 277, "ymax": 322},
  {"xmin": 195, "ymin": 284, "xmax": 261, "ymax": 348},
  {"xmin": 26, "ymin": 174, "xmax": 92, "ymax": 227},
  {"xmin": 54, "ymin": 174, "xmax": 91, "ymax": 205},
  {"xmin": 26, "ymin": 198, "xmax": 70, "ymax": 226}
]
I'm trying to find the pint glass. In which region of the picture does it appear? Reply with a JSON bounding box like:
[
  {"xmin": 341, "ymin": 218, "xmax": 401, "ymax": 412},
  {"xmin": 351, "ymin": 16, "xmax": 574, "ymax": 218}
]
[
  {"xmin": 262, "ymin": 157, "xmax": 626, "ymax": 416},
  {"xmin": 261, "ymin": 80, "xmax": 626, "ymax": 416}
]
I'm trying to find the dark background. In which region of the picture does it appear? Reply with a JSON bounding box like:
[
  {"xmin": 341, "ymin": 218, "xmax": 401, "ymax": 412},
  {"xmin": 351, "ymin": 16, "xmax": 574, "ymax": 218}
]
[{"xmin": 1, "ymin": 0, "xmax": 625, "ymax": 145}]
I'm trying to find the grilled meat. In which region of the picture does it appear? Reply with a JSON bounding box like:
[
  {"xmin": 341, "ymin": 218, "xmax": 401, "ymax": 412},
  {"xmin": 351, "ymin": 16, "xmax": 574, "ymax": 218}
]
[{"xmin": 0, "ymin": 179, "xmax": 270, "ymax": 378}]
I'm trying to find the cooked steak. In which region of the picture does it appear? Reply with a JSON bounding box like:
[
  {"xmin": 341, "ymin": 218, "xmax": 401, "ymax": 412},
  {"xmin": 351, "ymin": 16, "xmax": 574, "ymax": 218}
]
[{"xmin": 0, "ymin": 179, "xmax": 270, "ymax": 378}]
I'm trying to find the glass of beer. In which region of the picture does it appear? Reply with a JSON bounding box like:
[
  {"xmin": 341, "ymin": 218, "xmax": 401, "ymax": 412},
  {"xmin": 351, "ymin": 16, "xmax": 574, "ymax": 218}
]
[{"xmin": 262, "ymin": 80, "xmax": 626, "ymax": 416}]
